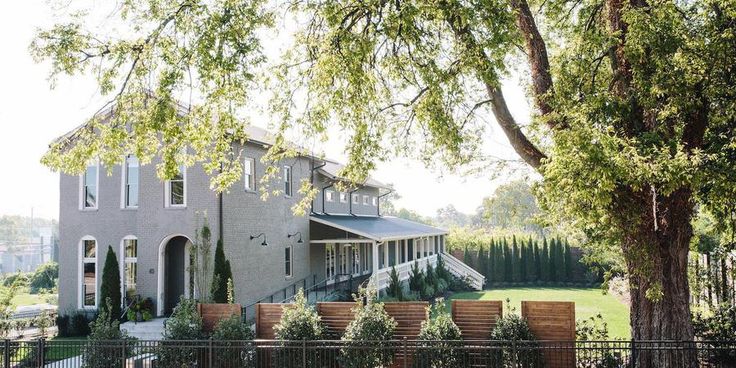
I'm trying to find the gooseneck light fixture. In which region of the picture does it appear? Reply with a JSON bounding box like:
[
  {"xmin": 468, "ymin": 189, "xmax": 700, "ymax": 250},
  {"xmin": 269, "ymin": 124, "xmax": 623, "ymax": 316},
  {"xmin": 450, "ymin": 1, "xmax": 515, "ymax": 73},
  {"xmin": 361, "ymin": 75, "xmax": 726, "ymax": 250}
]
[
  {"xmin": 287, "ymin": 231, "xmax": 304, "ymax": 244},
  {"xmin": 250, "ymin": 233, "xmax": 268, "ymax": 247}
]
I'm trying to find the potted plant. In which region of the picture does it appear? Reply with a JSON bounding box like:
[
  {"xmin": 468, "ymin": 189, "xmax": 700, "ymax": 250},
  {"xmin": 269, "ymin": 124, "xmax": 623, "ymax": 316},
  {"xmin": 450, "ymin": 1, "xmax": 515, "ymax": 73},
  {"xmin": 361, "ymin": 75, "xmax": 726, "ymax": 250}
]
[{"xmin": 126, "ymin": 296, "xmax": 154, "ymax": 322}]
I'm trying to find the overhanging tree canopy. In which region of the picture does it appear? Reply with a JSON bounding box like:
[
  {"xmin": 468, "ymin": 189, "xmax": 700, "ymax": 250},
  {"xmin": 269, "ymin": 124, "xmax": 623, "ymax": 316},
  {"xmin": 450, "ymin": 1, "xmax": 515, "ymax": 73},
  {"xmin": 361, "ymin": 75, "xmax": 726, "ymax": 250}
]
[{"xmin": 32, "ymin": 0, "xmax": 736, "ymax": 355}]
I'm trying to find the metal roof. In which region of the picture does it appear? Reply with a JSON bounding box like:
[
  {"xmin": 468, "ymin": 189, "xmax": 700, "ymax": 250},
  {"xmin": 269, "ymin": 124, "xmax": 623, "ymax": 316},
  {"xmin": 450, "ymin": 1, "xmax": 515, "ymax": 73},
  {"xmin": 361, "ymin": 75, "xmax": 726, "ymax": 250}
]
[{"xmin": 310, "ymin": 214, "xmax": 446, "ymax": 242}]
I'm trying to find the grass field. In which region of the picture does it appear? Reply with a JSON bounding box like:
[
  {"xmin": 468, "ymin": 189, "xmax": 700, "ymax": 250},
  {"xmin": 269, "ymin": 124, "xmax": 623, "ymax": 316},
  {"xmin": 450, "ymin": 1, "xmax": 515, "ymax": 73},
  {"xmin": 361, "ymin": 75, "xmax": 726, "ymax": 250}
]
[
  {"xmin": 11, "ymin": 292, "xmax": 47, "ymax": 307},
  {"xmin": 448, "ymin": 287, "xmax": 630, "ymax": 339}
]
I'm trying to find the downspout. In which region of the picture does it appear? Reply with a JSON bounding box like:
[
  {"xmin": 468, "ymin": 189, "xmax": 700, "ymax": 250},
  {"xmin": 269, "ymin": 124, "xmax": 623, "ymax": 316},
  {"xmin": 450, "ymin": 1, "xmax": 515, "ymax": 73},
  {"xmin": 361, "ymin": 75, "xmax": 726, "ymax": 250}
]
[
  {"xmin": 310, "ymin": 158, "xmax": 327, "ymax": 215},
  {"xmin": 377, "ymin": 189, "xmax": 393, "ymax": 217},
  {"xmin": 219, "ymin": 164, "xmax": 224, "ymax": 242}
]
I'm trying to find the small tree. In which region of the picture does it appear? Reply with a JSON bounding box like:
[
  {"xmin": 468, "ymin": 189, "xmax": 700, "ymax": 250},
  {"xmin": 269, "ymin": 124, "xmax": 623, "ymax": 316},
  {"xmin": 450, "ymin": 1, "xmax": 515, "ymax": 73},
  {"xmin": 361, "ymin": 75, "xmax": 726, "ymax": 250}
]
[
  {"xmin": 340, "ymin": 289, "xmax": 397, "ymax": 368},
  {"xmin": 211, "ymin": 239, "xmax": 229, "ymax": 303},
  {"xmin": 541, "ymin": 238, "xmax": 550, "ymax": 282},
  {"xmin": 212, "ymin": 316, "xmax": 256, "ymax": 367},
  {"xmin": 82, "ymin": 298, "xmax": 133, "ymax": 368},
  {"xmin": 386, "ymin": 266, "xmax": 404, "ymax": 300},
  {"xmin": 477, "ymin": 245, "xmax": 487, "ymax": 279},
  {"xmin": 273, "ymin": 289, "xmax": 325, "ymax": 367},
  {"xmin": 512, "ymin": 236, "xmax": 521, "ymax": 283},
  {"xmin": 533, "ymin": 241, "xmax": 542, "ymax": 282},
  {"xmin": 409, "ymin": 260, "xmax": 424, "ymax": 294},
  {"xmin": 416, "ymin": 298, "xmax": 463, "ymax": 368},
  {"xmin": 564, "ymin": 240, "xmax": 573, "ymax": 281},
  {"xmin": 99, "ymin": 246, "xmax": 121, "ymax": 319},
  {"xmin": 158, "ymin": 297, "xmax": 204, "ymax": 368},
  {"xmin": 503, "ymin": 240, "xmax": 512, "ymax": 282},
  {"xmin": 490, "ymin": 300, "xmax": 543, "ymax": 367}
]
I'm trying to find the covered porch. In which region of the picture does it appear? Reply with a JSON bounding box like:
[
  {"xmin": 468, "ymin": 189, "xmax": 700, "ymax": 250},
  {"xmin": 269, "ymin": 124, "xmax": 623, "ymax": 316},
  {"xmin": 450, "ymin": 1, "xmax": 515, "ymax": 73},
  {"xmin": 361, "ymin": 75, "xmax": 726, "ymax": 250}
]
[{"xmin": 309, "ymin": 215, "xmax": 483, "ymax": 291}]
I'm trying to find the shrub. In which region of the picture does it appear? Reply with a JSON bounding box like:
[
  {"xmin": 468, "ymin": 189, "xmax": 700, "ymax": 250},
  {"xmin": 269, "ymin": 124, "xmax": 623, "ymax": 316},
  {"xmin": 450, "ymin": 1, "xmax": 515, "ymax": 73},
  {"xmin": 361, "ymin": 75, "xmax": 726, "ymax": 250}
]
[
  {"xmin": 211, "ymin": 316, "xmax": 256, "ymax": 367},
  {"xmin": 2, "ymin": 272, "xmax": 29, "ymax": 287},
  {"xmin": 421, "ymin": 283, "xmax": 436, "ymax": 300},
  {"xmin": 56, "ymin": 314, "xmax": 70, "ymax": 337},
  {"xmin": 211, "ymin": 239, "xmax": 233, "ymax": 303},
  {"xmin": 273, "ymin": 289, "xmax": 324, "ymax": 367},
  {"xmin": 81, "ymin": 298, "xmax": 134, "ymax": 368},
  {"xmin": 490, "ymin": 301, "xmax": 542, "ymax": 367},
  {"xmin": 693, "ymin": 304, "xmax": 736, "ymax": 364},
  {"xmin": 71, "ymin": 312, "xmax": 92, "ymax": 337},
  {"xmin": 29, "ymin": 262, "xmax": 58, "ymax": 293},
  {"xmin": 416, "ymin": 298, "xmax": 463, "ymax": 368},
  {"xmin": 99, "ymin": 246, "xmax": 121, "ymax": 320},
  {"xmin": 340, "ymin": 289, "xmax": 397, "ymax": 368},
  {"xmin": 386, "ymin": 266, "xmax": 404, "ymax": 300},
  {"xmin": 576, "ymin": 314, "xmax": 621, "ymax": 368},
  {"xmin": 448, "ymin": 274, "xmax": 474, "ymax": 292},
  {"xmin": 435, "ymin": 256, "xmax": 451, "ymax": 282},
  {"xmin": 408, "ymin": 261, "xmax": 424, "ymax": 294},
  {"xmin": 158, "ymin": 297, "xmax": 204, "ymax": 368}
]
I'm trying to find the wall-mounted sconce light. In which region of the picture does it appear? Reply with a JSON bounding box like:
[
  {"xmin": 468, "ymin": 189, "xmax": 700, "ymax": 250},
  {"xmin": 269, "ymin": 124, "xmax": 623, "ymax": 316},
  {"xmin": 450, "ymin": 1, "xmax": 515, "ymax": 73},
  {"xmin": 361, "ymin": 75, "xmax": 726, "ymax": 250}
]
[
  {"xmin": 250, "ymin": 233, "xmax": 268, "ymax": 247},
  {"xmin": 287, "ymin": 231, "xmax": 304, "ymax": 244}
]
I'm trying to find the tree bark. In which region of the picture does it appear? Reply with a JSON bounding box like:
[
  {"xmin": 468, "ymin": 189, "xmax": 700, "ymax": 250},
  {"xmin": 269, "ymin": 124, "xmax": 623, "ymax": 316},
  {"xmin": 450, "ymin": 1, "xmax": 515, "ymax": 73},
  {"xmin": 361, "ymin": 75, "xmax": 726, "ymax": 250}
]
[{"xmin": 616, "ymin": 187, "xmax": 696, "ymax": 367}]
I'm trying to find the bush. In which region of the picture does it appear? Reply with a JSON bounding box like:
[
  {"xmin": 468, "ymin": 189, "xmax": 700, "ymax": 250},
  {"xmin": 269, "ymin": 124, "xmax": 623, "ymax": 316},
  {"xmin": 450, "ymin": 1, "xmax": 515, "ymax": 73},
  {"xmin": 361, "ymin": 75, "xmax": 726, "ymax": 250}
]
[
  {"xmin": 408, "ymin": 261, "xmax": 424, "ymax": 294},
  {"xmin": 273, "ymin": 289, "xmax": 324, "ymax": 367},
  {"xmin": 71, "ymin": 312, "xmax": 93, "ymax": 337},
  {"xmin": 2, "ymin": 272, "xmax": 29, "ymax": 288},
  {"xmin": 490, "ymin": 301, "xmax": 542, "ymax": 367},
  {"xmin": 56, "ymin": 314, "xmax": 70, "ymax": 337},
  {"xmin": 693, "ymin": 304, "xmax": 736, "ymax": 364},
  {"xmin": 211, "ymin": 316, "xmax": 256, "ymax": 367},
  {"xmin": 448, "ymin": 274, "xmax": 474, "ymax": 292},
  {"xmin": 416, "ymin": 298, "xmax": 463, "ymax": 368},
  {"xmin": 29, "ymin": 262, "xmax": 58, "ymax": 293},
  {"xmin": 576, "ymin": 314, "xmax": 621, "ymax": 368},
  {"xmin": 386, "ymin": 266, "xmax": 404, "ymax": 300},
  {"xmin": 81, "ymin": 298, "xmax": 135, "ymax": 368},
  {"xmin": 340, "ymin": 290, "xmax": 397, "ymax": 368},
  {"xmin": 158, "ymin": 297, "xmax": 204, "ymax": 368}
]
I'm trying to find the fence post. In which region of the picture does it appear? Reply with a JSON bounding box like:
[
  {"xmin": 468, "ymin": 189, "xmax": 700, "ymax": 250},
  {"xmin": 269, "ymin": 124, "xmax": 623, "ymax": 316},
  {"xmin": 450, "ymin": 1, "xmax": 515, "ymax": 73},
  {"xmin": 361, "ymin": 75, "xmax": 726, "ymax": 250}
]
[
  {"xmin": 302, "ymin": 340, "xmax": 307, "ymax": 368},
  {"xmin": 38, "ymin": 338, "xmax": 45, "ymax": 367},
  {"xmin": 4, "ymin": 339, "xmax": 9, "ymax": 368},
  {"xmin": 402, "ymin": 337, "xmax": 407, "ymax": 368},
  {"xmin": 209, "ymin": 339, "xmax": 213, "ymax": 368},
  {"xmin": 511, "ymin": 341, "xmax": 517, "ymax": 368},
  {"xmin": 630, "ymin": 339, "xmax": 636, "ymax": 368}
]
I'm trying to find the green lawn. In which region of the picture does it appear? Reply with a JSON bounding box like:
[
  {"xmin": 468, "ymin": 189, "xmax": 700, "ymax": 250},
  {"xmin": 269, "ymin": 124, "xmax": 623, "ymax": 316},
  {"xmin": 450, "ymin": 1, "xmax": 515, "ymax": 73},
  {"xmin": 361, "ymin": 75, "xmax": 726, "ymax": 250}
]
[
  {"xmin": 448, "ymin": 287, "xmax": 630, "ymax": 339},
  {"xmin": 46, "ymin": 337, "xmax": 87, "ymax": 361},
  {"xmin": 11, "ymin": 292, "xmax": 46, "ymax": 307}
]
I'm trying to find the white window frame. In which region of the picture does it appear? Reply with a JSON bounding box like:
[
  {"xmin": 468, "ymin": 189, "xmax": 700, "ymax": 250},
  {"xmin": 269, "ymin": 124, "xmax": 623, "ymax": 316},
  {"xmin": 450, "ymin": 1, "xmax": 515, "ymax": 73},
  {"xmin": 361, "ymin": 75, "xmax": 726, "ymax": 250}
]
[
  {"xmin": 325, "ymin": 244, "xmax": 336, "ymax": 280},
  {"xmin": 78, "ymin": 236, "xmax": 97, "ymax": 309},
  {"xmin": 283, "ymin": 165, "xmax": 293, "ymax": 197},
  {"xmin": 325, "ymin": 189, "xmax": 335, "ymax": 202},
  {"xmin": 371, "ymin": 196, "xmax": 377, "ymax": 206},
  {"xmin": 120, "ymin": 236, "xmax": 138, "ymax": 303},
  {"xmin": 285, "ymin": 245, "xmax": 293, "ymax": 278},
  {"xmin": 121, "ymin": 155, "xmax": 139, "ymax": 209},
  {"xmin": 362, "ymin": 195, "xmax": 369, "ymax": 205},
  {"xmin": 165, "ymin": 165, "xmax": 187, "ymax": 208},
  {"xmin": 352, "ymin": 193, "xmax": 359, "ymax": 204},
  {"xmin": 79, "ymin": 161, "xmax": 99, "ymax": 210},
  {"xmin": 244, "ymin": 157, "xmax": 256, "ymax": 192},
  {"xmin": 339, "ymin": 245, "xmax": 349, "ymax": 274},
  {"xmin": 352, "ymin": 245, "xmax": 361, "ymax": 276},
  {"xmin": 339, "ymin": 192, "xmax": 348, "ymax": 203}
]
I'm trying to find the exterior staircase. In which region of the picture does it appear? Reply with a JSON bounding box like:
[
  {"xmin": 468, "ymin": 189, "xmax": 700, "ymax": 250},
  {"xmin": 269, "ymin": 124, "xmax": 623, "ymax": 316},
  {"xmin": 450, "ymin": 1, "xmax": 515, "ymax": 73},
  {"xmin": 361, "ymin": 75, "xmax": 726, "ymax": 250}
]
[
  {"xmin": 440, "ymin": 252, "xmax": 485, "ymax": 290},
  {"xmin": 370, "ymin": 253, "xmax": 485, "ymax": 292},
  {"xmin": 120, "ymin": 318, "xmax": 166, "ymax": 340}
]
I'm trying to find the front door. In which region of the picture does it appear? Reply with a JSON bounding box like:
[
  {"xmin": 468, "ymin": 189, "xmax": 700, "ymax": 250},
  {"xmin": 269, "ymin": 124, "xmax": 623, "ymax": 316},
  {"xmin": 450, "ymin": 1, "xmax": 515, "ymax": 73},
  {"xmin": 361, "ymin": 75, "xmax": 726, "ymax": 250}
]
[{"xmin": 164, "ymin": 236, "xmax": 188, "ymax": 316}]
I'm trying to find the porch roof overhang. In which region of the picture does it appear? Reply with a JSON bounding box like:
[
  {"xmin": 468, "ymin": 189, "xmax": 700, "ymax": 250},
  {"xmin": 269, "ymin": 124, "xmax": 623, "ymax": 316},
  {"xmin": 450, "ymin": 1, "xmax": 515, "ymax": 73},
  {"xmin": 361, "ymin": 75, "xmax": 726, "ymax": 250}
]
[{"xmin": 309, "ymin": 214, "xmax": 447, "ymax": 242}]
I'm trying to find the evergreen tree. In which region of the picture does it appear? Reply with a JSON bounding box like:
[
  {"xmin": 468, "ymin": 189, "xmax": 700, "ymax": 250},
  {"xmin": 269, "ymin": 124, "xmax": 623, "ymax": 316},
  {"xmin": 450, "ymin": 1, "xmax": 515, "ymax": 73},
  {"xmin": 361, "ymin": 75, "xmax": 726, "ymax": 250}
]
[
  {"xmin": 477, "ymin": 245, "xmax": 487, "ymax": 278},
  {"xmin": 541, "ymin": 238, "xmax": 550, "ymax": 282},
  {"xmin": 502, "ymin": 239, "xmax": 512, "ymax": 282},
  {"xmin": 512, "ymin": 236, "xmax": 521, "ymax": 282},
  {"xmin": 525, "ymin": 240, "xmax": 535, "ymax": 282},
  {"xmin": 99, "ymin": 245, "xmax": 122, "ymax": 320},
  {"xmin": 533, "ymin": 240, "xmax": 541, "ymax": 282},
  {"xmin": 494, "ymin": 243, "xmax": 504, "ymax": 282},
  {"xmin": 211, "ymin": 239, "xmax": 230, "ymax": 303},
  {"xmin": 519, "ymin": 241, "xmax": 527, "ymax": 282},
  {"xmin": 487, "ymin": 240, "xmax": 495, "ymax": 284},
  {"xmin": 564, "ymin": 239, "xmax": 573, "ymax": 281},
  {"xmin": 463, "ymin": 246, "xmax": 473, "ymax": 269},
  {"xmin": 549, "ymin": 238, "xmax": 558, "ymax": 282},
  {"xmin": 387, "ymin": 266, "xmax": 404, "ymax": 300}
]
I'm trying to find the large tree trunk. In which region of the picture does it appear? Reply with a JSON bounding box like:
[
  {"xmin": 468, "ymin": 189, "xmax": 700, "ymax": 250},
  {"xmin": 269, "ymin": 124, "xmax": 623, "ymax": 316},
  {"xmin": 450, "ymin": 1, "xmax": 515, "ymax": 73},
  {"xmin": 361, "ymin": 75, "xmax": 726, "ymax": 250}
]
[{"xmin": 617, "ymin": 187, "xmax": 696, "ymax": 367}]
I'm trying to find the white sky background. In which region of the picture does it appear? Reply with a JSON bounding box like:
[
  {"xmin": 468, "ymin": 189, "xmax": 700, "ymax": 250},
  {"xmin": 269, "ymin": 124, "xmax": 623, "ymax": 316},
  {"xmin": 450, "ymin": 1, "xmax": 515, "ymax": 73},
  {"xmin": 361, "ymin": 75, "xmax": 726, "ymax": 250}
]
[{"xmin": 0, "ymin": 0, "xmax": 534, "ymax": 220}]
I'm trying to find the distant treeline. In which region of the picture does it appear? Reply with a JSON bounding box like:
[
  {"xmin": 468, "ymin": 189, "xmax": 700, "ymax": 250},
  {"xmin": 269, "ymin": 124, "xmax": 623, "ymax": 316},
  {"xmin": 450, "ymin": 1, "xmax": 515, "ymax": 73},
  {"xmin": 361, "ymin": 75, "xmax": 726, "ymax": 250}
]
[{"xmin": 453, "ymin": 236, "xmax": 601, "ymax": 286}]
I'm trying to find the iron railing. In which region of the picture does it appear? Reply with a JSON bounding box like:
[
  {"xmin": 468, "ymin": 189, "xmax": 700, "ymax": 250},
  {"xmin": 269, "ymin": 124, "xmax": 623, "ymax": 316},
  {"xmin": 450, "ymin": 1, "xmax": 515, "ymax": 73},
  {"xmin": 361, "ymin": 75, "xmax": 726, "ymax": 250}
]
[{"xmin": 2, "ymin": 339, "xmax": 735, "ymax": 368}]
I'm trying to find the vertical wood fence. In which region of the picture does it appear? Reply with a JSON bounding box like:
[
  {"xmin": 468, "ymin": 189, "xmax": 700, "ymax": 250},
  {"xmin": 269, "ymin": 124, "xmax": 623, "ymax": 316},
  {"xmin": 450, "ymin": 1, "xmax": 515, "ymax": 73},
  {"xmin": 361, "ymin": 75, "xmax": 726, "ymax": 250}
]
[{"xmin": 522, "ymin": 301, "xmax": 576, "ymax": 368}]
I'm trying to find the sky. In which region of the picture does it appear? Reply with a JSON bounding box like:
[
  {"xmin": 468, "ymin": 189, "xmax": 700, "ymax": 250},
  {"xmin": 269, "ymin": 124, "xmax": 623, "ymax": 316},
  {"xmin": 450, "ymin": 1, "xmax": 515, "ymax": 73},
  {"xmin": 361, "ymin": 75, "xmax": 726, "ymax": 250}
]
[{"xmin": 0, "ymin": 1, "xmax": 534, "ymax": 220}]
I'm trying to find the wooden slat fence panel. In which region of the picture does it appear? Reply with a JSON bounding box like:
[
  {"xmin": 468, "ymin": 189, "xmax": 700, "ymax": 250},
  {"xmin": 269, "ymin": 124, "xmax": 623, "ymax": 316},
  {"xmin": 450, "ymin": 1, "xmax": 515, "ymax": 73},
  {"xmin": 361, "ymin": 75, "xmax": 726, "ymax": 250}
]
[
  {"xmin": 255, "ymin": 303, "xmax": 288, "ymax": 339},
  {"xmin": 197, "ymin": 303, "xmax": 242, "ymax": 333},
  {"xmin": 451, "ymin": 300, "xmax": 502, "ymax": 339},
  {"xmin": 383, "ymin": 302, "xmax": 428, "ymax": 368},
  {"xmin": 522, "ymin": 301, "xmax": 576, "ymax": 368},
  {"xmin": 317, "ymin": 302, "xmax": 355, "ymax": 339}
]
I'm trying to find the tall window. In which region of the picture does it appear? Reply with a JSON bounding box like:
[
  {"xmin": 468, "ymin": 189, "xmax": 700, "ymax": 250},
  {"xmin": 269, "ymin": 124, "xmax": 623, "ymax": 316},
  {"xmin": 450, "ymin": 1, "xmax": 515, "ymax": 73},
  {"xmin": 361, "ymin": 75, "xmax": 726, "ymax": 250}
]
[
  {"xmin": 122, "ymin": 237, "xmax": 137, "ymax": 301},
  {"xmin": 166, "ymin": 165, "xmax": 186, "ymax": 207},
  {"xmin": 244, "ymin": 157, "xmax": 255, "ymax": 191},
  {"xmin": 325, "ymin": 189, "xmax": 335, "ymax": 202},
  {"xmin": 82, "ymin": 163, "xmax": 98, "ymax": 209},
  {"xmin": 352, "ymin": 246, "xmax": 360, "ymax": 276},
  {"xmin": 326, "ymin": 244, "xmax": 336, "ymax": 280},
  {"xmin": 80, "ymin": 238, "xmax": 97, "ymax": 308},
  {"xmin": 339, "ymin": 246, "xmax": 348, "ymax": 274},
  {"xmin": 285, "ymin": 246, "xmax": 292, "ymax": 278},
  {"xmin": 123, "ymin": 155, "xmax": 139, "ymax": 208},
  {"xmin": 283, "ymin": 165, "xmax": 292, "ymax": 197}
]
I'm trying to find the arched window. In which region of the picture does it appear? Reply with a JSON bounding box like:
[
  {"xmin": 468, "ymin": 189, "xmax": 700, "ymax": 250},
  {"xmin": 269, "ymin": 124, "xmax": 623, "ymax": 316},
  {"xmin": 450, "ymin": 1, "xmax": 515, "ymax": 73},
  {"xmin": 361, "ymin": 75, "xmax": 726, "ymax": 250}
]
[
  {"xmin": 121, "ymin": 236, "xmax": 138, "ymax": 302},
  {"xmin": 79, "ymin": 236, "xmax": 97, "ymax": 309}
]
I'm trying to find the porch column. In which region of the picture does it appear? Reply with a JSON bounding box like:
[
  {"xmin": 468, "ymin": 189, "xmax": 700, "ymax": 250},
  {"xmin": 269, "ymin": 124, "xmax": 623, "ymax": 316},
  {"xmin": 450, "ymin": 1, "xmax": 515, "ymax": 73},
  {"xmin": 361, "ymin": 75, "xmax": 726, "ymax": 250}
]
[{"xmin": 372, "ymin": 240, "xmax": 379, "ymax": 273}]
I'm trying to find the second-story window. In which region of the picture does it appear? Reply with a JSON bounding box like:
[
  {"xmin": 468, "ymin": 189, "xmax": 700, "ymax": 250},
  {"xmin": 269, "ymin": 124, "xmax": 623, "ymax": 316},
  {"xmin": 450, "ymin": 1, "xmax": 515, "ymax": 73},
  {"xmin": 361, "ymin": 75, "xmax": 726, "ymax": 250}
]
[
  {"xmin": 363, "ymin": 195, "xmax": 369, "ymax": 205},
  {"xmin": 325, "ymin": 189, "xmax": 335, "ymax": 202},
  {"xmin": 81, "ymin": 163, "xmax": 98, "ymax": 209},
  {"xmin": 123, "ymin": 155, "xmax": 139, "ymax": 208},
  {"xmin": 372, "ymin": 196, "xmax": 377, "ymax": 206},
  {"xmin": 244, "ymin": 157, "xmax": 255, "ymax": 191},
  {"xmin": 166, "ymin": 165, "xmax": 186, "ymax": 207},
  {"xmin": 352, "ymin": 193, "xmax": 359, "ymax": 204},
  {"xmin": 339, "ymin": 192, "xmax": 348, "ymax": 203},
  {"xmin": 283, "ymin": 165, "xmax": 292, "ymax": 197}
]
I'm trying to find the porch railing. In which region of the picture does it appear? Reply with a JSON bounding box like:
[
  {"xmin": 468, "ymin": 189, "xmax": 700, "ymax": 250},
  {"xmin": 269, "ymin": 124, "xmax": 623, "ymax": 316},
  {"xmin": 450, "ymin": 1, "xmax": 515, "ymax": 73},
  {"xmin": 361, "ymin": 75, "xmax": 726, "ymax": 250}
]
[
  {"xmin": 369, "ymin": 255, "xmax": 438, "ymax": 291},
  {"xmin": 441, "ymin": 252, "xmax": 485, "ymax": 290},
  {"xmin": 3, "ymin": 338, "xmax": 735, "ymax": 368}
]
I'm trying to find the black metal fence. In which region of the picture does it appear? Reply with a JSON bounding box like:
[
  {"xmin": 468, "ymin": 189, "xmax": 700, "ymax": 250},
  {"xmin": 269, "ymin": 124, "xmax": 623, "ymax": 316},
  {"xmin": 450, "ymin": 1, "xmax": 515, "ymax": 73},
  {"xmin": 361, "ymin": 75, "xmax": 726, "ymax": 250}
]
[{"xmin": 2, "ymin": 339, "xmax": 735, "ymax": 368}]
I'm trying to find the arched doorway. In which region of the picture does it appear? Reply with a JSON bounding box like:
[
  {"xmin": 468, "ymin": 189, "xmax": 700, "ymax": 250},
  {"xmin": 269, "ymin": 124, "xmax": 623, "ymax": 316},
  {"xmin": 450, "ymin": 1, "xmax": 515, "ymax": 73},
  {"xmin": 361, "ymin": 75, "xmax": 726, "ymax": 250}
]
[{"xmin": 157, "ymin": 235, "xmax": 192, "ymax": 316}]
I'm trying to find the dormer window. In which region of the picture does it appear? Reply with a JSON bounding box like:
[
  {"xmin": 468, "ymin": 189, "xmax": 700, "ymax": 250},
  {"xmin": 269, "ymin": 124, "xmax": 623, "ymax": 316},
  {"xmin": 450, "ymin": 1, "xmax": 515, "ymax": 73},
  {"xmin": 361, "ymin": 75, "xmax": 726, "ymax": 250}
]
[
  {"xmin": 339, "ymin": 192, "xmax": 348, "ymax": 203},
  {"xmin": 80, "ymin": 162, "xmax": 98, "ymax": 210},
  {"xmin": 325, "ymin": 189, "xmax": 335, "ymax": 202}
]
